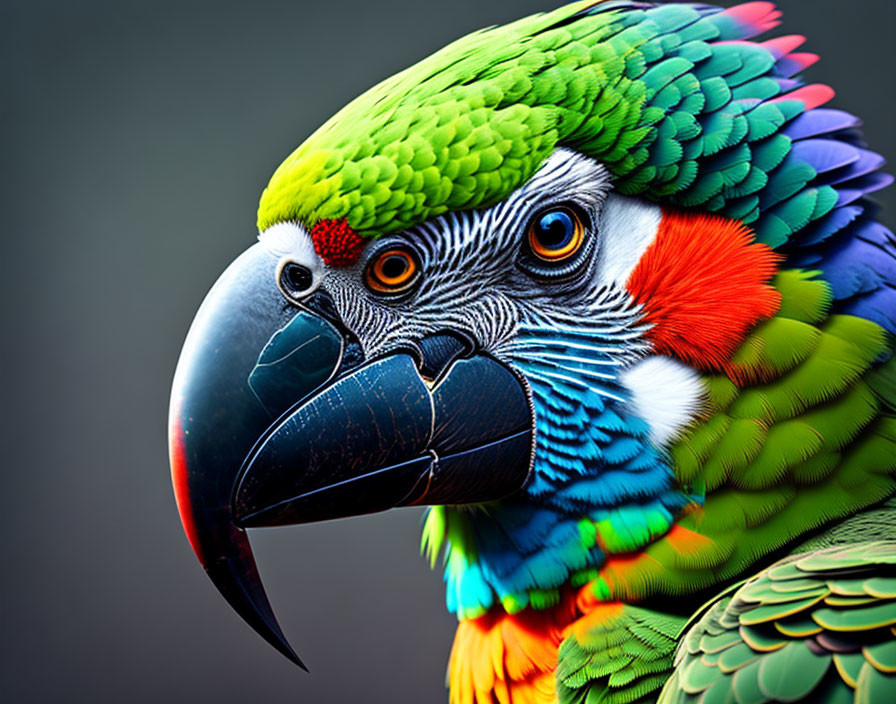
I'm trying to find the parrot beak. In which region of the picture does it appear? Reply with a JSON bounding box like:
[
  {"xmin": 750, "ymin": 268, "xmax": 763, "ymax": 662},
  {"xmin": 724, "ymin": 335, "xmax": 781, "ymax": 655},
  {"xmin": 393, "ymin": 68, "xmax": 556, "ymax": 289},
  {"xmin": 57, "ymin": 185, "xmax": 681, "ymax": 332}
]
[{"xmin": 169, "ymin": 243, "xmax": 535, "ymax": 668}]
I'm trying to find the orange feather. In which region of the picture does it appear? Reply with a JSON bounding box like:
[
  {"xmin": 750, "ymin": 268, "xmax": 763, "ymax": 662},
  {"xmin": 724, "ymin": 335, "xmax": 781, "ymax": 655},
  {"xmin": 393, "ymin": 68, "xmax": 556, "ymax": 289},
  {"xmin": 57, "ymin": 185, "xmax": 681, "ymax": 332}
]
[{"xmin": 627, "ymin": 209, "xmax": 781, "ymax": 371}]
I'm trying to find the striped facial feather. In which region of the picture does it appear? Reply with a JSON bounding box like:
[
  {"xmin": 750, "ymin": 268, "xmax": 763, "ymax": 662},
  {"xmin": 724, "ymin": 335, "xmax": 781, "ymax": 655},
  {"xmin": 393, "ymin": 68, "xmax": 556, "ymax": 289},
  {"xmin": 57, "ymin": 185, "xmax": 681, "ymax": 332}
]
[
  {"xmin": 311, "ymin": 150, "xmax": 779, "ymax": 391},
  {"xmin": 321, "ymin": 148, "xmax": 644, "ymax": 364}
]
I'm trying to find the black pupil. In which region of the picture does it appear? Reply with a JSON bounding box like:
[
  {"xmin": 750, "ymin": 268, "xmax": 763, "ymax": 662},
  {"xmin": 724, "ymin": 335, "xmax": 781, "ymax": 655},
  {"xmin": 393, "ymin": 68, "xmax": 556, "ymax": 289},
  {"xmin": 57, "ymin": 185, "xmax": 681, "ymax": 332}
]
[
  {"xmin": 282, "ymin": 263, "xmax": 313, "ymax": 294},
  {"xmin": 381, "ymin": 254, "xmax": 409, "ymax": 280},
  {"xmin": 535, "ymin": 210, "xmax": 575, "ymax": 249}
]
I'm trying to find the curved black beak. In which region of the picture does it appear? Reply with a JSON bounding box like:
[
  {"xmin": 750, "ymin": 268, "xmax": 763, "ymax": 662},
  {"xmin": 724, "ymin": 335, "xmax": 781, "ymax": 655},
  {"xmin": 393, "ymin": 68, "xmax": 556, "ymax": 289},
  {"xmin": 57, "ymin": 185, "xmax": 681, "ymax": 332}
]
[{"xmin": 169, "ymin": 243, "xmax": 534, "ymax": 667}]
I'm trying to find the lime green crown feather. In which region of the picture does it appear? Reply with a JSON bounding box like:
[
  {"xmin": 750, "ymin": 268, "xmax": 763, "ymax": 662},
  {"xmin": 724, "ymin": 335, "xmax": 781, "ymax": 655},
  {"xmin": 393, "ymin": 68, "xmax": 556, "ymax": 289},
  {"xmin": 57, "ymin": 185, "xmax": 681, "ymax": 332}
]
[
  {"xmin": 259, "ymin": 0, "xmax": 840, "ymax": 247},
  {"xmin": 258, "ymin": 0, "xmax": 604, "ymax": 235}
]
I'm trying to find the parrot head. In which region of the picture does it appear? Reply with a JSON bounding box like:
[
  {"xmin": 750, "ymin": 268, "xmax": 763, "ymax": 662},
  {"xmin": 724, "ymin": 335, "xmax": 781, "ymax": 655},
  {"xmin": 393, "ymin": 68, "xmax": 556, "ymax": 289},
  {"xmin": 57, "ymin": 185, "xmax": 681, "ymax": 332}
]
[{"xmin": 169, "ymin": 0, "xmax": 895, "ymax": 668}]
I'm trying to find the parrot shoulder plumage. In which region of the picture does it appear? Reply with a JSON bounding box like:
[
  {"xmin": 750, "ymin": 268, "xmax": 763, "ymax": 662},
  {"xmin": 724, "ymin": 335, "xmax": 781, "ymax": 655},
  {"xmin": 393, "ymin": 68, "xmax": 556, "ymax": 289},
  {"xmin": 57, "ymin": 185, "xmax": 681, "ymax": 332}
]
[
  {"xmin": 590, "ymin": 270, "xmax": 896, "ymax": 604},
  {"xmin": 659, "ymin": 541, "xmax": 896, "ymax": 704},
  {"xmin": 557, "ymin": 604, "xmax": 686, "ymax": 704}
]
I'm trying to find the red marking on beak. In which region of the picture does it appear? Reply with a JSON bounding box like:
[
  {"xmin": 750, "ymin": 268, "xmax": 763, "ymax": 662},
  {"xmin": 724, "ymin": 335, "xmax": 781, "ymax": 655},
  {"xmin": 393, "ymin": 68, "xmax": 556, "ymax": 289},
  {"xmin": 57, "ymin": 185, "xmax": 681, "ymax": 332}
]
[{"xmin": 169, "ymin": 401, "xmax": 204, "ymax": 564}]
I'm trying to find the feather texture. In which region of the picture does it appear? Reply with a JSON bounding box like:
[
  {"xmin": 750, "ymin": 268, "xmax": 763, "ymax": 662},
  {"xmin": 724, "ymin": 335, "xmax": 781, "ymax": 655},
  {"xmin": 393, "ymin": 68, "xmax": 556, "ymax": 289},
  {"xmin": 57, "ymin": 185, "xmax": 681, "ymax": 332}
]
[
  {"xmin": 252, "ymin": 2, "xmax": 896, "ymax": 702},
  {"xmin": 659, "ymin": 542, "xmax": 896, "ymax": 704}
]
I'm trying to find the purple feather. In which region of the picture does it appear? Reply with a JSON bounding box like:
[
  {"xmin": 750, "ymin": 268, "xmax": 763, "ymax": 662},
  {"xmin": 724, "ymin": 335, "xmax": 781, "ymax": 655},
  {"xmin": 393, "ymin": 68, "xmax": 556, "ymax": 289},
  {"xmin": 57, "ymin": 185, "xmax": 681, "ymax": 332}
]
[
  {"xmin": 776, "ymin": 52, "xmax": 819, "ymax": 78},
  {"xmin": 835, "ymin": 173, "xmax": 895, "ymax": 207},
  {"xmin": 784, "ymin": 109, "xmax": 861, "ymax": 140},
  {"xmin": 815, "ymin": 226, "xmax": 896, "ymax": 298},
  {"xmin": 828, "ymin": 148, "xmax": 887, "ymax": 185},
  {"xmin": 842, "ymin": 285, "xmax": 896, "ymax": 331},
  {"xmin": 775, "ymin": 77, "xmax": 802, "ymax": 92},
  {"xmin": 791, "ymin": 139, "xmax": 860, "ymax": 175},
  {"xmin": 857, "ymin": 219, "xmax": 896, "ymax": 249},
  {"xmin": 797, "ymin": 204, "xmax": 864, "ymax": 246}
]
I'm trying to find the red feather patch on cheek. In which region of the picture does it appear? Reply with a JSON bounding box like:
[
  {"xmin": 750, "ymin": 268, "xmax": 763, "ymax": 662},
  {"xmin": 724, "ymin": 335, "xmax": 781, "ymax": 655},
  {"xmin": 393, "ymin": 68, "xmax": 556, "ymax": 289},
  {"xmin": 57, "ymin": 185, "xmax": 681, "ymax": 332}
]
[
  {"xmin": 310, "ymin": 218, "xmax": 365, "ymax": 267},
  {"xmin": 626, "ymin": 209, "xmax": 782, "ymax": 372}
]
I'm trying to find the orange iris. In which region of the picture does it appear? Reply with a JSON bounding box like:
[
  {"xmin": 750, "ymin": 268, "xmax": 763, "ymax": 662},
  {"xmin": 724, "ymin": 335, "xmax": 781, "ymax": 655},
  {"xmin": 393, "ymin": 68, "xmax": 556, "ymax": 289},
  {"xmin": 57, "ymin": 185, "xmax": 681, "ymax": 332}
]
[
  {"xmin": 366, "ymin": 248, "xmax": 418, "ymax": 292},
  {"xmin": 527, "ymin": 207, "xmax": 585, "ymax": 262}
]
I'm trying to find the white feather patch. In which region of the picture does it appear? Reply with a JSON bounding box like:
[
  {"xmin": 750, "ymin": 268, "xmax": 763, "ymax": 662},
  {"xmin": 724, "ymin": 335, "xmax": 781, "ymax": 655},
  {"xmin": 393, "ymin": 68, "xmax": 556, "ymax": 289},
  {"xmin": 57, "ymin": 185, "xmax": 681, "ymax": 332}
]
[
  {"xmin": 619, "ymin": 355, "xmax": 704, "ymax": 447},
  {"xmin": 596, "ymin": 195, "xmax": 662, "ymax": 288},
  {"xmin": 258, "ymin": 221, "xmax": 324, "ymax": 296},
  {"xmin": 259, "ymin": 221, "xmax": 318, "ymax": 264}
]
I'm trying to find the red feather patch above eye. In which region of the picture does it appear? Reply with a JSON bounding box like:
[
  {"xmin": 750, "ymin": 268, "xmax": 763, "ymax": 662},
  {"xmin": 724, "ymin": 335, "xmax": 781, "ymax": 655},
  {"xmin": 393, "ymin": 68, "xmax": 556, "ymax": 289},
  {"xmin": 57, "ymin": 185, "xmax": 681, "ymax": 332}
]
[
  {"xmin": 310, "ymin": 218, "xmax": 365, "ymax": 267},
  {"xmin": 626, "ymin": 209, "xmax": 782, "ymax": 372}
]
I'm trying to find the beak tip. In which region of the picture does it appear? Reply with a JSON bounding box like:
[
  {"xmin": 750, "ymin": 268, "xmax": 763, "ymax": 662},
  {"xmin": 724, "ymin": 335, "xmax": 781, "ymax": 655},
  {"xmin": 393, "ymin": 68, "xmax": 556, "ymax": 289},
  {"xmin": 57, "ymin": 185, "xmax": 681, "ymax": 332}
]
[
  {"xmin": 199, "ymin": 534, "xmax": 309, "ymax": 672},
  {"xmin": 292, "ymin": 653, "xmax": 310, "ymax": 673},
  {"xmin": 264, "ymin": 627, "xmax": 307, "ymax": 671}
]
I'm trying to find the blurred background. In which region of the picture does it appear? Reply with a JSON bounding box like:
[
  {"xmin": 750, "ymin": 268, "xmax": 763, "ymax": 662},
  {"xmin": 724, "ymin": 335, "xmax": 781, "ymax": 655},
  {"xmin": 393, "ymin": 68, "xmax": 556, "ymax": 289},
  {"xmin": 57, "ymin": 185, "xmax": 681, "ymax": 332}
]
[{"xmin": 2, "ymin": 1, "xmax": 894, "ymax": 701}]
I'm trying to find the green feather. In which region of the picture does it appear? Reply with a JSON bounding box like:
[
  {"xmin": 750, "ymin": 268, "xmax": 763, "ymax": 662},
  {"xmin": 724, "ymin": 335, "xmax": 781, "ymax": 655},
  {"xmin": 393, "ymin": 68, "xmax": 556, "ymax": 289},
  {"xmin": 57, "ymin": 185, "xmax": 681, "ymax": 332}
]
[
  {"xmin": 658, "ymin": 544, "xmax": 896, "ymax": 704},
  {"xmin": 757, "ymin": 642, "xmax": 831, "ymax": 701},
  {"xmin": 256, "ymin": 1, "xmax": 847, "ymax": 253},
  {"xmin": 558, "ymin": 605, "xmax": 685, "ymax": 704},
  {"xmin": 856, "ymin": 662, "xmax": 896, "ymax": 704},
  {"xmin": 636, "ymin": 269, "xmax": 896, "ymax": 601},
  {"xmin": 731, "ymin": 659, "xmax": 765, "ymax": 704}
]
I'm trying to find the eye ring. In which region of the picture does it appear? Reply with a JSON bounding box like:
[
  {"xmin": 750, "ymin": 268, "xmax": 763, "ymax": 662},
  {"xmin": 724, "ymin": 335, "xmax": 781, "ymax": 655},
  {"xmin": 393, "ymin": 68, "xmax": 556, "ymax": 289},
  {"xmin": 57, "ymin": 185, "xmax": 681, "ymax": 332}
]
[
  {"xmin": 277, "ymin": 260, "xmax": 318, "ymax": 302},
  {"xmin": 527, "ymin": 206, "xmax": 585, "ymax": 262},
  {"xmin": 365, "ymin": 246, "xmax": 420, "ymax": 294}
]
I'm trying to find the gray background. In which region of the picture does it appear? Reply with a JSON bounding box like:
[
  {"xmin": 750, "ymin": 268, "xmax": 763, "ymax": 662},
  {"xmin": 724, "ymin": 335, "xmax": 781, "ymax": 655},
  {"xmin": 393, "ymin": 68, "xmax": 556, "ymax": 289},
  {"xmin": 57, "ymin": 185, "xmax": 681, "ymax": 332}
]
[{"xmin": 2, "ymin": 1, "xmax": 894, "ymax": 702}]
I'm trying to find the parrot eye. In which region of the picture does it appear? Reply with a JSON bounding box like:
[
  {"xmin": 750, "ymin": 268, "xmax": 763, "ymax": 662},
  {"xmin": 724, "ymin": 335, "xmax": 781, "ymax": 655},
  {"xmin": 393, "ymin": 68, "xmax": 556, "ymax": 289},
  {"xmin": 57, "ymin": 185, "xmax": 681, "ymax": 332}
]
[
  {"xmin": 365, "ymin": 246, "xmax": 420, "ymax": 295},
  {"xmin": 519, "ymin": 205, "xmax": 593, "ymax": 280},
  {"xmin": 278, "ymin": 262, "xmax": 316, "ymax": 302},
  {"xmin": 527, "ymin": 207, "xmax": 585, "ymax": 262}
]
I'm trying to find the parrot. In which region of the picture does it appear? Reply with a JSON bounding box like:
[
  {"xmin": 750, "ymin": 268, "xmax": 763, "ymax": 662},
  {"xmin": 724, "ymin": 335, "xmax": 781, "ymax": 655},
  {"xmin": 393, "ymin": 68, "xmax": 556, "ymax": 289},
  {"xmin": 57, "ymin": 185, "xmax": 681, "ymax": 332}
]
[{"xmin": 168, "ymin": 1, "xmax": 896, "ymax": 702}]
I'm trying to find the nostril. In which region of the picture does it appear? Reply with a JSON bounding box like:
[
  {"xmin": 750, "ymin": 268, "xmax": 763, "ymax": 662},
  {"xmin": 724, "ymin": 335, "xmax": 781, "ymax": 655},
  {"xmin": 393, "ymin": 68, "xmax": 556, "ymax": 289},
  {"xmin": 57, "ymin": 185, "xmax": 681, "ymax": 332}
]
[
  {"xmin": 279, "ymin": 262, "xmax": 315, "ymax": 298},
  {"xmin": 417, "ymin": 332, "xmax": 476, "ymax": 383}
]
